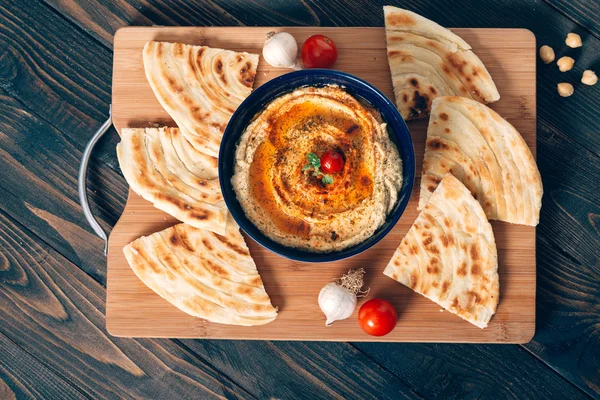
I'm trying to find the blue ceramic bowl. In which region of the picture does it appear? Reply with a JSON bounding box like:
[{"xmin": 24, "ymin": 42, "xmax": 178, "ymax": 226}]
[{"xmin": 219, "ymin": 69, "xmax": 415, "ymax": 262}]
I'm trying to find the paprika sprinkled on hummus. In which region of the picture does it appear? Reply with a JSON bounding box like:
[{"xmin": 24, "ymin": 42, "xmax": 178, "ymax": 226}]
[{"xmin": 232, "ymin": 85, "xmax": 402, "ymax": 252}]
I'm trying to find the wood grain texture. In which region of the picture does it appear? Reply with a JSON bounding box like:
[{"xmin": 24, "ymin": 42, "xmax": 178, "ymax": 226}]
[
  {"xmin": 544, "ymin": 0, "xmax": 600, "ymax": 39},
  {"xmin": 352, "ymin": 341, "xmax": 591, "ymax": 400},
  {"xmin": 180, "ymin": 340, "xmax": 421, "ymax": 400},
  {"xmin": 1, "ymin": 0, "xmax": 599, "ymax": 397},
  {"xmin": 0, "ymin": 333, "xmax": 87, "ymax": 400},
  {"xmin": 0, "ymin": 210, "xmax": 442, "ymax": 400},
  {"xmin": 182, "ymin": 339, "xmax": 591, "ymax": 400},
  {"xmin": 44, "ymin": 0, "xmax": 600, "ymax": 158},
  {"xmin": 1, "ymin": 67, "xmax": 592, "ymax": 398},
  {"xmin": 0, "ymin": 209, "xmax": 255, "ymax": 399},
  {"xmin": 524, "ymin": 118, "xmax": 600, "ymax": 397},
  {"xmin": 0, "ymin": 88, "xmax": 124, "ymax": 283},
  {"xmin": 0, "ymin": 0, "xmax": 120, "ymax": 172},
  {"xmin": 43, "ymin": 0, "xmax": 243, "ymax": 45},
  {"xmin": 107, "ymin": 27, "xmax": 536, "ymax": 343},
  {"xmin": 74, "ymin": 5, "xmax": 596, "ymax": 391},
  {"xmin": 0, "ymin": 68, "xmax": 519, "ymax": 397}
]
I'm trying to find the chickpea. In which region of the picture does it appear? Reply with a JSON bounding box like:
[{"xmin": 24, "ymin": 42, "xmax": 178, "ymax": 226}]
[
  {"xmin": 557, "ymin": 83, "xmax": 574, "ymax": 97},
  {"xmin": 539, "ymin": 45, "xmax": 555, "ymax": 64},
  {"xmin": 582, "ymin": 70, "xmax": 597, "ymax": 86},
  {"xmin": 565, "ymin": 33, "xmax": 582, "ymax": 48},
  {"xmin": 557, "ymin": 56, "xmax": 575, "ymax": 72}
]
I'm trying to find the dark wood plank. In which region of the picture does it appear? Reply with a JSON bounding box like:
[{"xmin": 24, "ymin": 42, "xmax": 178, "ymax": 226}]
[
  {"xmin": 181, "ymin": 337, "xmax": 595, "ymax": 400},
  {"xmin": 0, "ymin": 208, "xmax": 255, "ymax": 400},
  {"xmin": 179, "ymin": 340, "xmax": 420, "ymax": 400},
  {"xmin": 0, "ymin": 0, "xmax": 119, "ymax": 172},
  {"xmin": 524, "ymin": 118, "xmax": 600, "ymax": 397},
  {"xmin": 0, "ymin": 29, "xmax": 417, "ymax": 398},
  {"xmin": 2, "ymin": 81, "xmax": 592, "ymax": 399},
  {"xmin": 42, "ymin": 0, "xmax": 242, "ymax": 45},
  {"xmin": 0, "ymin": 88, "xmax": 125, "ymax": 283},
  {"xmin": 352, "ymin": 342, "xmax": 590, "ymax": 400},
  {"xmin": 3, "ymin": 75, "xmax": 594, "ymax": 397},
  {"xmin": 544, "ymin": 0, "xmax": 600, "ymax": 40},
  {"xmin": 1, "ymin": 84, "xmax": 595, "ymax": 397},
  {"xmin": 0, "ymin": 333, "xmax": 88, "ymax": 400},
  {"xmin": 3, "ymin": 0, "xmax": 600, "ymax": 397},
  {"xmin": 41, "ymin": 0, "xmax": 600, "ymax": 158},
  {"xmin": 0, "ymin": 208, "xmax": 432, "ymax": 399}
]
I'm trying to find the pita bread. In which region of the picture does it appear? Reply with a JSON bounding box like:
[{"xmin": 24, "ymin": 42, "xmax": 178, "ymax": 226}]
[
  {"xmin": 117, "ymin": 127, "xmax": 228, "ymax": 234},
  {"xmin": 123, "ymin": 219, "xmax": 278, "ymax": 326},
  {"xmin": 384, "ymin": 6, "xmax": 500, "ymax": 120},
  {"xmin": 384, "ymin": 173, "xmax": 499, "ymax": 328},
  {"xmin": 419, "ymin": 96, "xmax": 542, "ymax": 226},
  {"xmin": 143, "ymin": 41, "xmax": 259, "ymax": 157}
]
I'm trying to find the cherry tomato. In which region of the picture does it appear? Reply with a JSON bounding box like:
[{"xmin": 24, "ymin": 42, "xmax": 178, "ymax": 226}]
[
  {"xmin": 320, "ymin": 150, "xmax": 344, "ymax": 174},
  {"xmin": 358, "ymin": 299, "xmax": 398, "ymax": 336},
  {"xmin": 302, "ymin": 35, "xmax": 338, "ymax": 69}
]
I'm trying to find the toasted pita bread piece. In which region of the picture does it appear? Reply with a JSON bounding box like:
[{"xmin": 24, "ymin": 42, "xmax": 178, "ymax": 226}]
[
  {"xmin": 143, "ymin": 41, "xmax": 258, "ymax": 157},
  {"xmin": 123, "ymin": 220, "xmax": 278, "ymax": 326},
  {"xmin": 117, "ymin": 127, "xmax": 227, "ymax": 234},
  {"xmin": 384, "ymin": 174, "xmax": 499, "ymax": 328},
  {"xmin": 420, "ymin": 96, "xmax": 542, "ymax": 226},
  {"xmin": 384, "ymin": 6, "xmax": 500, "ymax": 120}
]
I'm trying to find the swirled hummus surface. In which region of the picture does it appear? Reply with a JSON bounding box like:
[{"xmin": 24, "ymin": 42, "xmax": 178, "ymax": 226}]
[{"xmin": 232, "ymin": 85, "xmax": 403, "ymax": 252}]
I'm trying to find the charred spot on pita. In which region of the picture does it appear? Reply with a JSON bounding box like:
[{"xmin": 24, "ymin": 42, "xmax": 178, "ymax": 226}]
[
  {"xmin": 213, "ymin": 234, "xmax": 250, "ymax": 256},
  {"xmin": 441, "ymin": 281, "xmax": 450, "ymax": 294},
  {"xmin": 201, "ymin": 238, "xmax": 213, "ymax": 251},
  {"xmin": 387, "ymin": 13, "xmax": 416, "ymax": 26},
  {"xmin": 470, "ymin": 243, "xmax": 480, "ymax": 261},
  {"xmin": 457, "ymin": 262, "xmax": 468, "ymax": 276},
  {"xmin": 427, "ymin": 138, "xmax": 447, "ymax": 151},
  {"xmin": 409, "ymin": 90, "xmax": 429, "ymax": 117}
]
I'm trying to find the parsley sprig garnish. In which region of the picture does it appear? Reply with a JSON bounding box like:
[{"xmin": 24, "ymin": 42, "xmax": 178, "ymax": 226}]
[{"xmin": 303, "ymin": 152, "xmax": 334, "ymax": 184}]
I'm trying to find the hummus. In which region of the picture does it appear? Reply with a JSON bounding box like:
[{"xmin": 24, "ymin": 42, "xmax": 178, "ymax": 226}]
[{"xmin": 232, "ymin": 85, "xmax": 403, "ymax": 252}]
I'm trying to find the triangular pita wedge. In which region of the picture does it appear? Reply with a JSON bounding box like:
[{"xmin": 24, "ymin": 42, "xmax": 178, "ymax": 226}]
[
  {"xmin": 123, "ymin": 219, "xmax": 278, "ymax": 326},
  {"xmin": 385, "ymin": 174, "xmax": 499, "ymax": 328},
  {"xmin": 117, "ymin": 127, "xmax": 228, "ymax": 234},
  {"xmin": 143, "ymin": 41, "xmax": 259, "ymax": 157},
  {"xmin": 419, "ymin": 96, "xmax": 542, "ymax": 226},
  {"xmin": 384, "ymin": 6, "xmax": 500, "ymax": 120}
]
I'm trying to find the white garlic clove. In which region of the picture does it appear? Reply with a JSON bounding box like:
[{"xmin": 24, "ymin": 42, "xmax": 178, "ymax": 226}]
[
  {"xmin": 262, "ymin": 31, "xmax": 298, "ymax": 69},
  {"xmin": 318, "ymin": 282, "xmax": 357, "ymax": 326}
]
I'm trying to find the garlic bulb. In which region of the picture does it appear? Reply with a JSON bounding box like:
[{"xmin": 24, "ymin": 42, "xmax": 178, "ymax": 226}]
[
  {"xmin": 318, "ymin": 269, "xmax": 368, "ymax": 326},
  {"xmin": 262, "ymin": 31, "xmax": 298, "ymax": 69},
  {"xmin": 319, "ymin": 283, "xmax": 356, "ymax": 325}
]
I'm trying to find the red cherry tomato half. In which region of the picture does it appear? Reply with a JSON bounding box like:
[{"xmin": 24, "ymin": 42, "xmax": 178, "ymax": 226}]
[
  {"xmin": 320, "ymin": 151, "xmax": 344, "ymax": 174},
  {"xmin": 302, "ymin": 35, "xmax": 338, "ymax": 69},
  {"xmin": 358, "ymin": 299, "xmax": 398, "ymax": 336}
]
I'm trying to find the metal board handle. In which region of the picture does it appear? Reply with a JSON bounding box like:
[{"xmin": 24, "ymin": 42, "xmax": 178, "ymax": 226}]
[{"xmin": 78, "ymin": 105, "xmax": 113, "ymax": 255}]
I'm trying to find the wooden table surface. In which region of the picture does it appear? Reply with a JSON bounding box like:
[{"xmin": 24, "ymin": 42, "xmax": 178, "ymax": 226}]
[{"xmin": 0, "ymin": 0, "xmax": 598, "ymax": 399}]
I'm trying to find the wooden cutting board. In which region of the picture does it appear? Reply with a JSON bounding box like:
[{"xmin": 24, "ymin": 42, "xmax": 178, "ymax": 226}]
[{"xmin": 108, "ymin": 27, "xmax": 536, "ymax": 342}]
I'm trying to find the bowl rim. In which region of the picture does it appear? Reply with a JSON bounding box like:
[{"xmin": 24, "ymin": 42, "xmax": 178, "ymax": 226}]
[{"xmin": 219, "ymin": 69, "xmax": 415, "ymax": 262}]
